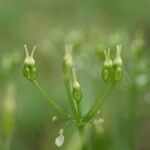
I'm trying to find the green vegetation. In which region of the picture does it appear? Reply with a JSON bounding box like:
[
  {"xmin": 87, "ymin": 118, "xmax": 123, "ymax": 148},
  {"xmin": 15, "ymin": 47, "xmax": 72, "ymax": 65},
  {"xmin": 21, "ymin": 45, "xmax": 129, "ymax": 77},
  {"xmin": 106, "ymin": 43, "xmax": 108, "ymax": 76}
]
[{"xmin": 0, "ymin": 0, "xmax": 150, "ymax": 150}]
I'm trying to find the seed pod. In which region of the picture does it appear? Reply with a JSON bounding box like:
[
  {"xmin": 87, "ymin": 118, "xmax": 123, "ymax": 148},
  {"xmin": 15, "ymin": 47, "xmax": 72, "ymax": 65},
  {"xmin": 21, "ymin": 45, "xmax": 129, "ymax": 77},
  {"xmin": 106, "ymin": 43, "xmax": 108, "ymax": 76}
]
[
  {"xmin": 72, "ymin": 69, "xmax": 82, "ymax": 103},
  {"xmin": 113, "ymin": 45, "xmax": 123, "ymax": 67},
  {"xmin": 112, "ymin": 45, "xmax": 123, "ymax": 82},
  {"xmin": 102, "ymin": 68, "xmax": 109, "ymax": 83},
  {"xmin": 23, "ymin": 64, "xmax": 37, "ymax": 81},
  {"xmin": 113, "ymin": 67, "xmax": 122, "ymax": 82},
  {"xmin": 72, "ymin": 81, "xmax": 82, "ymax": 103},
  {"xmin": 23, "ymin": 45, "xmax": 37, "ymax": 81},
  {"xmin": 102, "ymin": 49, "xmax": 113, "ymax": 83}
]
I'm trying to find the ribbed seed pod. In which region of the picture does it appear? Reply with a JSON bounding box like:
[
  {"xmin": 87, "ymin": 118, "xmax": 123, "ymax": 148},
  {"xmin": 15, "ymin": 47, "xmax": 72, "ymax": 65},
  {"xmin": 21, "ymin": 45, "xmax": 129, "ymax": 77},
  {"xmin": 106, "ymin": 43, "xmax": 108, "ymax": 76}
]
[
  {"xmin": 72, "ymin": 68, "xmax": 82, "ymax": 104},
  {"xmin": 72, "ymin": 81, "xmax": 82, "ymax": 103},
  {"xmin": 113, "ymin": 67, "xmax": 122, "ymax": 82},
  {"xmin": 23, "ymin": 65, "xmax": 37, "ymax": 81},
  {"xmin": 102, "ymin": 49, "xmax": 113, "ymax": 83},
  {"xmin": 113, "ymin": 45, "xmax": 123, "ymax": 67},
  {"xmin": 102, "ymin": 68, "xmax": 109, "ymax": 83},
  {"xmin": 113, "ymin": 45, "xmax": 123, "ymax": 82}
]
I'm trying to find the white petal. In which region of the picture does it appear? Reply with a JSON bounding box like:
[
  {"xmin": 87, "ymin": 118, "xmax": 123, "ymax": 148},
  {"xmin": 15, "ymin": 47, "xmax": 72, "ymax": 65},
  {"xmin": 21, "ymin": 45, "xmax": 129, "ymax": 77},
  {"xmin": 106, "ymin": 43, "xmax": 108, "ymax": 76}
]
[
  {"xmin": 55, "ymin": 135, "xmax": 64, "ymax": 147},
  {"xmin": 97, "ymin": 119, "xmax": 104, "ymax": 125}
]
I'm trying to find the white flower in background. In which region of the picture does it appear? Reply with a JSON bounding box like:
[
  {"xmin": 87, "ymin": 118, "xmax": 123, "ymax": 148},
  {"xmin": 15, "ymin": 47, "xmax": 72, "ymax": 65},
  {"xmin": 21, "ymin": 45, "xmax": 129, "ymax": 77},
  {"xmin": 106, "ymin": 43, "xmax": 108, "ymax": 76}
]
[
  {"xmin": 93, "ymin": 118, "xmax": 104, "ymax": 134},
  {"xmin": 55, "ymin": 129, "xmax": 64, "ymax": 147},
  {"xmin": 136, "ymin": 74, "xmax": 148, "ymax": 87}
]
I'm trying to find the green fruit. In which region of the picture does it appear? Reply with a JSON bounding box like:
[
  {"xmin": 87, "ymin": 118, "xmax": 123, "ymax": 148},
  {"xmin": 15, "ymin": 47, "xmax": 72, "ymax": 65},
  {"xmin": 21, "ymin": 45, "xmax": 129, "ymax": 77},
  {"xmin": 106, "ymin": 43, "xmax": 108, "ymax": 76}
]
[
  {"xmin": 113, "ymin": 67, "xmax": 122, "ymax": 82},
  {"xmin": 72, "ymin": 87, "xmax": 82, "ymax": 104},
  {"xmin": 23, "ymin": 65, "xmax": 37, "ymax": 81}
]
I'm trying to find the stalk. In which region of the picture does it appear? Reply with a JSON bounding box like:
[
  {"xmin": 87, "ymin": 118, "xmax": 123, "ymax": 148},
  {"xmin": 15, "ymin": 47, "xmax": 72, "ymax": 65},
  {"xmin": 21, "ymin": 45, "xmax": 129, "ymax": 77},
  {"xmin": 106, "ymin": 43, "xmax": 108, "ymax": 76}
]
[
  {"xmin": 65, "ymin": 80, "xmax": 79, "ymax": 120},
  {"xmin": 128, "ymin": 84, "xmax": 138, "ymax": 150},
  {"xmin": 78, "ymin": 126, "xmax": 86, "ymax": 150},
  {"xmin": 83, "ymin": 83, "xmax": 115, "ymax": 122},
  {"xmin": 32, "ymin": 80, "xmax": 70, "ymax": 120}
]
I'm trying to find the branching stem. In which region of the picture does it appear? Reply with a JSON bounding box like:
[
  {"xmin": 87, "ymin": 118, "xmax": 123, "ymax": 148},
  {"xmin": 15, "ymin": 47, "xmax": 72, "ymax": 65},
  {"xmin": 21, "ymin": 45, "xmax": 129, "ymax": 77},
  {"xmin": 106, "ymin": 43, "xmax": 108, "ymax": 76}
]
[
  {"xmin": 32, "ymin": 80, "xmax": 70, "ymax": 120},
  {"xmin": 83, "ymin": 83, "xmax": 115, "ymax": 122}
]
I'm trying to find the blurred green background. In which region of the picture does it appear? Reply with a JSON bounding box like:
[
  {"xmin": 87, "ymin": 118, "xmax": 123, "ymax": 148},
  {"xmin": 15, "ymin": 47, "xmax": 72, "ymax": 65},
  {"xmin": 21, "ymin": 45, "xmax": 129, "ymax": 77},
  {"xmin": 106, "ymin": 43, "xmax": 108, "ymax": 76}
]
[{"xmin": 0, "ymin": 0, "xmax": 150, "ymax": 150}]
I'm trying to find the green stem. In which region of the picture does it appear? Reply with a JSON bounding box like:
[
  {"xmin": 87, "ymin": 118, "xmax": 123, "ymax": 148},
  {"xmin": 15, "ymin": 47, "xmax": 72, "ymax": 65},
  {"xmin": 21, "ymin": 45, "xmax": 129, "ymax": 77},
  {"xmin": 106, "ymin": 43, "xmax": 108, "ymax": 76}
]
[
  {"xmin": 83, "ymin": 83, "xmax": 115, "ymax": 122},
  {"xmin": 77, "ymin": 103, "xmax": 82, "ymax": 118},
  {"xmin": 78, "ymin": 126, "xmax": 86, "ymax": 150},
  {"xmin": 32, "ymin": 80, "xmax": 70, "ymax": 120},
  {"xmin": 3, "ymin": 136, "xmax": 12, "ymax": 150},
  {"xmin": 128, "ymin": 84, "xmax": 138, "ymax": 150},
  {"xmin": 65, "ymin": 80, "xmax": 79, "ymax": 120}
]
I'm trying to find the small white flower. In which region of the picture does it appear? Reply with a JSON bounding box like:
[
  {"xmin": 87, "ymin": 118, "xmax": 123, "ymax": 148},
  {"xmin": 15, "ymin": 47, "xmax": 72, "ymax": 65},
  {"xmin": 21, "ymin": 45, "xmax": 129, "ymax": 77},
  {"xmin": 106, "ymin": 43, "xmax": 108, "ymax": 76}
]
[
  {"xmin": 93, "ymin": 118, "xmax": 104, "ymax": 134},
  {"xmin": 55, "ymin": 129, "xmax": 64, "ymax": 147},
  {"xmin": 136, "ymin": 74, "xmax": 148, "ymax": 87},
  {"xmin": 24, "ymin": 44, "xmax": 36, "ymax": 65},
  {"xmin": 52, "ymin": 116, "xmax": 58, "ymax": 122}
]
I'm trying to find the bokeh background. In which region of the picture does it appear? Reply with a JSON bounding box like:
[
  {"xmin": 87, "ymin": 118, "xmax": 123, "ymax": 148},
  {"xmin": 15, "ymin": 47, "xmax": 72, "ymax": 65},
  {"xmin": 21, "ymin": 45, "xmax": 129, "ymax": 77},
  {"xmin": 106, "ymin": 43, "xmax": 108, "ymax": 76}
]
[{"xmin": 0, "ymin": 0, "xmax": 150, "ymax": 150}]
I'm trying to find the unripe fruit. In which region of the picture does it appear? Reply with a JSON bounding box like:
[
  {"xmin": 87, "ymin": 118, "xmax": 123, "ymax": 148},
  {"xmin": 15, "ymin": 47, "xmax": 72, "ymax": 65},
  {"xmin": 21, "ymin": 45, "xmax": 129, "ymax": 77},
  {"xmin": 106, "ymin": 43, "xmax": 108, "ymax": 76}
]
[
  {"xmin": 72, "ymin": 81, "xmax": 82, "ymax": 103},
  {"xmin": 72, "ymin": 68, "xmax": 82, "ymax": 104},
  {"xmin": 23, "ymin": 64, "xmax": 37, "ymax": 81},
  {"xmin": 102, "ymin": 49, "xmax": 113, "ymax": 83},
  {"xmin": 113, "ymin": 67, "xmax": 122, "ymax": 82},
  {"xmin": 112, "ymin": 45, "xmax": 123, "ymax": 82},
  {"xmin": 113, "ymin": 45, "xmax": 123, "ymax": 67},
  {"xmin": 102, "ymin": 68, "xmax": 109, "ymax": 83}
]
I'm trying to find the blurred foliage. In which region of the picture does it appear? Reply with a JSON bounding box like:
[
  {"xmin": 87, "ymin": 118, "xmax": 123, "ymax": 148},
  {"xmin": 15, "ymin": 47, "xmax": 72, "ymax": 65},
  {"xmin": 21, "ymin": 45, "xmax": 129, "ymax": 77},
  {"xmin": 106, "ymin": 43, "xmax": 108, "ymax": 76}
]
[{"xmin": 0, "ymin": 0, "xmax": 150, "ymax": 150}]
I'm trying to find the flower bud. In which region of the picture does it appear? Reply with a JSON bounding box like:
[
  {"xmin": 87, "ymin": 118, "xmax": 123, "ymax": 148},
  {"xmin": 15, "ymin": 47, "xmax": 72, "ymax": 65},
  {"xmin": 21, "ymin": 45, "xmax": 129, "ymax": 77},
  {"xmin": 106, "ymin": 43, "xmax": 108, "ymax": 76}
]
[
  {"xmin": 103, "ymin": 49, "xmax": 113, "ymax": 68},
  {"xmin": 23, "ymin": 45, "xmax": 37, "ymax": 81},
  {"xmin": 113, "ymin": 45, "xmax": 123, "ymax": 82},
  {"xmin": 113, "ymin": 45, "xmax": 123, "ymax": 67},
  {"xmin": 102, "ymin": 49, "xmax": 113, "ymax": 83},
  {"xmin": 63, "ymin": 44, "xmax": 73, "ymax": 81},
  {"xmin": 72, "ymin": 69, "xmax": 82, "ymax": 104}
]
